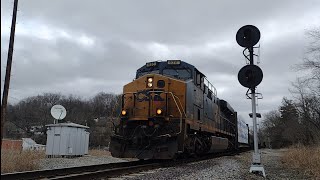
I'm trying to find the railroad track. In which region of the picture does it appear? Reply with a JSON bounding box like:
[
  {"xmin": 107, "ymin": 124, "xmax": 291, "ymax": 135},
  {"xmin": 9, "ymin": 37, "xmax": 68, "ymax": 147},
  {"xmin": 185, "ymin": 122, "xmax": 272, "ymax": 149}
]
[
  {"xmin": 1, "ymin": 160, "xmax": 160, "ymax": 180},
  {"xmin": 1, "ymin": 151, "xmax": 246, "ymax": 180}
]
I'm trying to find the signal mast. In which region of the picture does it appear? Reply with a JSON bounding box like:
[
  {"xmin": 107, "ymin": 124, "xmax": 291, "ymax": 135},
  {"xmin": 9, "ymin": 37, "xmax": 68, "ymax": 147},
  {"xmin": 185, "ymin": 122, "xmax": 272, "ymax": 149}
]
[{"xmin": 236, "ymin": 25, "xmax": 266, "ymax": 177}]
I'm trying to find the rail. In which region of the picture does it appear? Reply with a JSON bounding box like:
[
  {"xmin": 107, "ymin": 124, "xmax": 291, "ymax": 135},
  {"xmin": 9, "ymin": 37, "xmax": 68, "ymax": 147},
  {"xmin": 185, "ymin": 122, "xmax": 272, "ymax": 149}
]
[{"xmin": 0, "ymin": 160, "xmax": 155, "ymax": 180}]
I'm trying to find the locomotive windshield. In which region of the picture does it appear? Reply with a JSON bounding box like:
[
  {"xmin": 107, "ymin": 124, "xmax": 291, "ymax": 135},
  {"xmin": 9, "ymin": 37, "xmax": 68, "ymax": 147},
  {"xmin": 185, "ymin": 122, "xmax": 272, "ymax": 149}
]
[
  {"xmin": 136, "ymin": 61, "xmax": 193, "ymax": 80},
  {"xmin": 163, "ymin": 68, "xmax": 192, "ymax": 80},
  {"xmin": 138, "ymin": 70, "xmax": 160, "ymax": 77}
]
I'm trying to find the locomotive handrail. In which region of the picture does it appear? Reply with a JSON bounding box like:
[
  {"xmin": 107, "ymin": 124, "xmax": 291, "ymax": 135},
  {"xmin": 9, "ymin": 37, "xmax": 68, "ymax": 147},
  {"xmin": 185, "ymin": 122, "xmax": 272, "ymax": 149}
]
[
  {"xmin": 219, "ymin": 114, "xmax": 236, "ymax": 126},
  {"xmin": 204, "ymin": 77, "xmax": 217, "ymax": 97},
  {"xmin": 148, "ymin": 90, "xmax": 187, "ymax": 118},
  {"xmin": 168, "ymin": 92, "xmax": 183, "ymax": 135},
  {"xmin": 147, "ymin": 90, "xmax": 186, "ymax": 136},
  {"xmin": 122, "ymin": 91, "xmax": 186, "ymax": 136}
]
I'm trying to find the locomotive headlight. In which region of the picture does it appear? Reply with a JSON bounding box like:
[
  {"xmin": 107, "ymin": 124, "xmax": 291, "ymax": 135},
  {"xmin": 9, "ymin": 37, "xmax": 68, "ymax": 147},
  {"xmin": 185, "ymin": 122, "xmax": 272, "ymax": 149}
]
[
  {"xmin": 147, "ymin": 77, "xmax": 153, "ymax": 83},
  {"xmin": 121, "ymin": 110, "xmax": 127, "ymax": 116},
  {"xmin": 147, "ymin": 82, "xmax": 153, "ymax": 87},
  {"xmin": 156, "ymin": 108, "xmax": 163, "ymax": 115}
]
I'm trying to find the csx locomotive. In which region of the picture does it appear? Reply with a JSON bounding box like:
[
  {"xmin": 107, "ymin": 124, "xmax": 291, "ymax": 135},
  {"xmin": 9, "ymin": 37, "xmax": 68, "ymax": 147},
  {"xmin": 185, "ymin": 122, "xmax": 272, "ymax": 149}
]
[{"xmin": 110, "ymin": 60, "xmax": 249, "ymax": 159}]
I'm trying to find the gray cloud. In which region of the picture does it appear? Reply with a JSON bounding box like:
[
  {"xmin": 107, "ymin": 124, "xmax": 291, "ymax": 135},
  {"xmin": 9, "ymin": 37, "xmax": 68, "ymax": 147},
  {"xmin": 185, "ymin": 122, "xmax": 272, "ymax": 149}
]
[{"xmin": 1, "ymin": 0, "xmax": 320, "ymax": 125}]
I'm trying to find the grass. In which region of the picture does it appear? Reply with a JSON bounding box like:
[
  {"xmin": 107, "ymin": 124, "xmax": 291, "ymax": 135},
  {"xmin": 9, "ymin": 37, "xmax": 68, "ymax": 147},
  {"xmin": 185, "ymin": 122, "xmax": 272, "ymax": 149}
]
[
  {"xmin": 281, "ymin": 146, "xmax": 320, "ymax": 178},
  {"xmin": 1, "ymin": 148, "xmax": 112, "ymax": 173},
  {"xmin": 88, "ymin": 149, "xmax": 111, "ymax": 156},
  {"xmin": 1, "ymin": 149, "xmax": 45, "ymax": 174}
]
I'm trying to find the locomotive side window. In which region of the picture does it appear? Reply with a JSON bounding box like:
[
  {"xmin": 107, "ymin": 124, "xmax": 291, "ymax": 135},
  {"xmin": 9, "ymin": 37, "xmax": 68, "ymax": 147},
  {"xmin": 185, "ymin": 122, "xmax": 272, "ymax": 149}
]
[
  {"xmin": 208, "ymin": 89, "xmax": 213, "ymax": 100},
  {"xmin": 194, "ymin": 69, "xmax": 205, "ymax": 91},
  {"xmin": 196, "ymin": 72, "xmax": 201, "ymax": 86},
  {"xmin": 204, "ymin": 85, "xmax": 208, "ymax": 94},
  {"xmin": 201, "ymin": 77, "xmax": 204, "ymax": 90}
]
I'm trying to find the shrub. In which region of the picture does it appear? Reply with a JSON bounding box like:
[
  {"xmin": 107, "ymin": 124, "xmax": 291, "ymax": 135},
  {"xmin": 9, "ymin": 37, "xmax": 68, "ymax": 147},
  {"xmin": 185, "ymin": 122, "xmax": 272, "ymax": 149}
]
[
  {"xmin": 1, "ymin": 149, "xmax": 45, "ymax": 173},
  {"xmin": 282, "ymin": 146, "xmax": 320, "ymax": 178}
]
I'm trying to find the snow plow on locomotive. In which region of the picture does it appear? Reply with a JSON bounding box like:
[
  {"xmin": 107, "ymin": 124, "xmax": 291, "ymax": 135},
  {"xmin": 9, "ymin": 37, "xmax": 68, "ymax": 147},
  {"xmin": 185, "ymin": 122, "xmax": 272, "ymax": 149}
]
[{"xmin": 110, "ymin": 60, "xmax": 249, "ymax": 159}]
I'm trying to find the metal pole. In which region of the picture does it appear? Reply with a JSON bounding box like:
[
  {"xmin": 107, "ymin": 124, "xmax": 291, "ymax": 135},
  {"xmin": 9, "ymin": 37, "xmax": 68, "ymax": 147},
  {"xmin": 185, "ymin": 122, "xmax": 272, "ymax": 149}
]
[
  {"xmin": 249, "ymin": 46, "xmax": 260, "ymax": 164},
  {"xmin": 251, "ymin": 91, "xmax": 259, "ymax": 155},
  {"xmin": 1, "ymin": 0, "xmax": 18, "ymax": 149},
  {"xmin": 248, "ymin": 46, "xmax": 265, "ymax": 178}
]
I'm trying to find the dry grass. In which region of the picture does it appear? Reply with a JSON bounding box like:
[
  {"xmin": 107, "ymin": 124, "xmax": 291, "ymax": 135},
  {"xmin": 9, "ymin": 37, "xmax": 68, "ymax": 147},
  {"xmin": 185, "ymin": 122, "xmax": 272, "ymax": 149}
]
[
  {"xmin": 281, "ymin": 146, "xmax": 320, "ymax": 178},
  {"xmin": 88, "ymin": 149, "xmax": 111, "ymax": 157},
  {"xmin": 1, "ymin": 149, "xmax": 45, "ymax": 173}
]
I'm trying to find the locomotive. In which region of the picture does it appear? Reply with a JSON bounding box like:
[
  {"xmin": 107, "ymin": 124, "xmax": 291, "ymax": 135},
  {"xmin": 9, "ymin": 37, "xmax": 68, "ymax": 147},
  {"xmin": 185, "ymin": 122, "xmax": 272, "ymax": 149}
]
[{"xmin": 110, "ymin": 60, "xmax": 249, "ymax": 159}]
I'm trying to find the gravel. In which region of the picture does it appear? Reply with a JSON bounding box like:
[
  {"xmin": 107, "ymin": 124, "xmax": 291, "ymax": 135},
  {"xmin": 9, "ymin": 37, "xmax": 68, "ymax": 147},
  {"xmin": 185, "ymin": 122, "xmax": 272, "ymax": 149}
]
[
  {"xmin": 115, "ymin": 149, "xmax": 313, "ymax": 180},
  {"xmin": 39, "ymin": 155, "xmax": 134, "ymax": 170},
  {"xmin": 121, "ymin": 156, "xmax": 243, "ymax": 180}
]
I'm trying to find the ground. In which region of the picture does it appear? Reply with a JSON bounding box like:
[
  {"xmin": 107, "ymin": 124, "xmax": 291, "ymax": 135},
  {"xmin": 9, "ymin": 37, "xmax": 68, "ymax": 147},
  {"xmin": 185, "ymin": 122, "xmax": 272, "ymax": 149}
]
[{"xmin": 110, "ymin": 149, "xmax": 313, "ymax": 180}]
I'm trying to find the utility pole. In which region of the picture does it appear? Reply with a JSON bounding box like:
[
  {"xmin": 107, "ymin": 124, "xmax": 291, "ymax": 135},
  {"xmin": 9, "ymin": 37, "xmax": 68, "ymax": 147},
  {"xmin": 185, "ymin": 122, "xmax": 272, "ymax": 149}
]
[{"xmin": 1, "ymin": 0, "xmax": 19, "ymax": 149}]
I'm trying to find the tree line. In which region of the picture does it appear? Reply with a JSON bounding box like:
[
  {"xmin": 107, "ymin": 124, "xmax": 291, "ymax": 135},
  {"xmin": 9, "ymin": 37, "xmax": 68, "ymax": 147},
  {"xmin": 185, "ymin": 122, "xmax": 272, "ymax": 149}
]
[
  {"xmin": 4, "ymin": 92, "xmax": 121, "ymax": 147},
  {"xmin": 260, "ymin": 28, "xmax": 320, "ymax": 148}
]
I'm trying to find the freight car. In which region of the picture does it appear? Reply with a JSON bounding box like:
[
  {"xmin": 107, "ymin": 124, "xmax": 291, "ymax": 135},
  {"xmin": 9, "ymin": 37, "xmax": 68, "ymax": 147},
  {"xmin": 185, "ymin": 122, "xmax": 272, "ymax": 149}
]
[
  {"xmin": 237, "ymin": 117, "xmax": 250, "ymax": 149},
  {"xmin": 110, "ymin": 60, "xmax": 249, "ymax": 159}
]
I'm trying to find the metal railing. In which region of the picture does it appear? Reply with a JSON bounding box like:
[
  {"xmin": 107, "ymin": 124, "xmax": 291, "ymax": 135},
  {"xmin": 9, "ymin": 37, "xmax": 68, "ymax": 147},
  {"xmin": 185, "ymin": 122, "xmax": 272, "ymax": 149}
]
[{"xmin": 122, "ymin": 91, "xmax": 187, "ymax": 135}]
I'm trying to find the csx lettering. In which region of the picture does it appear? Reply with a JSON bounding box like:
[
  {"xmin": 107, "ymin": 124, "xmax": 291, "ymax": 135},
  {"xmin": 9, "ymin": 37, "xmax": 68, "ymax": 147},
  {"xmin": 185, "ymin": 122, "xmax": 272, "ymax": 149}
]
[{"xmin": 136, "ymin": 90, "xmax": 164, "ymax": 102}]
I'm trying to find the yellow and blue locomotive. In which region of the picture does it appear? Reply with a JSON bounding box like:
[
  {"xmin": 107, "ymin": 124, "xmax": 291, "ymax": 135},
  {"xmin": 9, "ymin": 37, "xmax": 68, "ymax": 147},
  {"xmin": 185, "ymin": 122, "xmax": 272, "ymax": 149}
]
[{"xmin": 110, "ymin": 60, "xmax": 240, "ymax": 159}]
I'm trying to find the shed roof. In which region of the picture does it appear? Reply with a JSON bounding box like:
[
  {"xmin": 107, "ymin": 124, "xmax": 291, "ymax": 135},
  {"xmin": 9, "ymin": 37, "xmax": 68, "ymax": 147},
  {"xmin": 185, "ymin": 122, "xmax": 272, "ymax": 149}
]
[{"xmin": 46, "ymin": 122, "xmax": 89, "ymax": 129}]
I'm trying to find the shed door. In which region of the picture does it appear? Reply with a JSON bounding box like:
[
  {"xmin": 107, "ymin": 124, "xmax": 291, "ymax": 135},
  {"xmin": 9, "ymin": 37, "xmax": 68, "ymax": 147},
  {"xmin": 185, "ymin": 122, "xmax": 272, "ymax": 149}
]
[
  {"xmin": 53, "ymin": 127, "xmax": 61, "ymax": 155},
  {"xmin": 45, "ymin": 128, "xmax": 54, "ymax": 155}
]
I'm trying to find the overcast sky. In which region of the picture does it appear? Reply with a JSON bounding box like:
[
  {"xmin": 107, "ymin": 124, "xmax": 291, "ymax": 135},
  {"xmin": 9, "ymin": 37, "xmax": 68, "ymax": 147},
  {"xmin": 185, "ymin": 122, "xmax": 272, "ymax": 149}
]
[{"xmin": 1, "ymin": 0, "xmax": 320, "ymax": 125}]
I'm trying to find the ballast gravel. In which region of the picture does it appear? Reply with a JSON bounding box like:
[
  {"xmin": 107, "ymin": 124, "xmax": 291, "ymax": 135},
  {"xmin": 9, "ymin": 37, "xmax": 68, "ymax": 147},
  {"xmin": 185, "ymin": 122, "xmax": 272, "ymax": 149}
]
[
  {"xmin": 39, "ymin": 155, "xmax": 133, "ymax": 170},
  {"xmin": 38, "ymin": 149, "xmax": 312, "ymax": 179},
  {"xmin": 120, "ymin": 149, "xmax": 312, "ymax": 180}
]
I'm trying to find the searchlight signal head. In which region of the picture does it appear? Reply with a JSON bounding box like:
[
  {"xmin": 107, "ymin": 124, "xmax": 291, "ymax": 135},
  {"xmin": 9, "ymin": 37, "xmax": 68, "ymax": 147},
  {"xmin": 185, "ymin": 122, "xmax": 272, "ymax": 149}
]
[
  {"xmin": 236, "ymin": 25, "xmax": 260, "ymax": 48},
  {"xmin": 238, "ymin": 65, "xmax": 263, "ymax": 88}
]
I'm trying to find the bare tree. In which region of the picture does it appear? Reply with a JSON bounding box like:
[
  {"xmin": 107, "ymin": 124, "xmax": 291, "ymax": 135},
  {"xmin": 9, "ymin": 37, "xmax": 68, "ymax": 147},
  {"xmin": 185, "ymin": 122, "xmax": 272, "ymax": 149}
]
[
  {"xmin": 289, "ymin": 27, "xmax": 320, "ymax": 145},
  {"xmin": 5, "ymin": 92, "xmax": 121, "ymax": 147},
  {"xmin": 294, "ymin": 27, "xmax": 320, "ymax": 96}
]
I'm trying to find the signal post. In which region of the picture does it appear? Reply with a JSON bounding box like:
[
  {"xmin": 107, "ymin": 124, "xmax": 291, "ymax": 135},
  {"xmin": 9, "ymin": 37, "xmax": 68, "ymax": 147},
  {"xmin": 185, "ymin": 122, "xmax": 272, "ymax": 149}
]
[{"xmin": 236, "ymin": 25, "xmax": 266, "ymax": 177}]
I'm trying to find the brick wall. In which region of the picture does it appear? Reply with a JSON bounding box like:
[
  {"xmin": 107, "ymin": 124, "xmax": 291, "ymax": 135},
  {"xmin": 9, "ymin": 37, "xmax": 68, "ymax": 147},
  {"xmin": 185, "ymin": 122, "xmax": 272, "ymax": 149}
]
[{"xmin": 2, "ymin": 139, "xmax": 23, "ymax": 151}]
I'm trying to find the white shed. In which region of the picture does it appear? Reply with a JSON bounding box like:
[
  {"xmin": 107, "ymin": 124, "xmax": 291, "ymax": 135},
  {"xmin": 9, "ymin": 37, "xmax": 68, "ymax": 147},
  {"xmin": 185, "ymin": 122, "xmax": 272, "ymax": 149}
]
[{"xmin": 45, "ymin": 123, "xmax": 89, "ymax": 157}]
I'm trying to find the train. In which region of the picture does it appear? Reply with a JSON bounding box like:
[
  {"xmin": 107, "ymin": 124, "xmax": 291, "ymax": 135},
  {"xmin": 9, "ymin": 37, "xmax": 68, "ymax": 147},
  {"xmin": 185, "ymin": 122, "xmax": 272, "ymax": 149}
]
[{"xmin": 110, "ymin": 60, "xmax": 250, "ymax": 159}]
